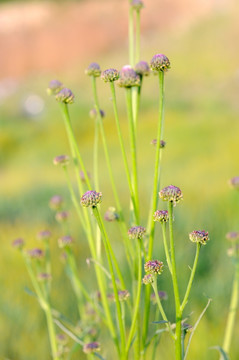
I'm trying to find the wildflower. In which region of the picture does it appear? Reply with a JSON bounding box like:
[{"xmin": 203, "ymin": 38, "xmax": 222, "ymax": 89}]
[
  {"xmin": 89, "ymin": 108, "xmax": 105, "ymax": 119},
  {"xmin": 27, "ymin": 248, "xmax": 44, "ymax": 259},
  {"xmin": 150, "ymin": 54, "xmax": 170, "ymax": 72},
  {"xmin": 228, "ymin": 176, "xmax": 239, "ymax": 190},
  {"xmin": 118, "ymin": 290, "xmax": 130, "ymax": 301},
  {"xmin": 118, "ymin": 65, "xmax": 141, "ymax": 88},
  {"xmin": 135, "ymin": 61, "xmax": 150, "ymax": 76},
  {"xmin": 47, "ymin": 80, "xmax": 64, "ymax": 95},
  {"xmin": 12, "ymin": 238, "xmax": 25, "ymax": 250},
  {"xmin": 37, "ymin": 230, "xmax": 52, "ymax": 241},
  {"xmin": 37, "ymin": 272, "xmax": 52, "ymax": 281},
  {"xmin": 58, "ymin": 235, "xmax": 73, "ymax": 249},
  {"xmin": 55, "ymin": 211, "xmax": 69, "ymax": 223},
  {"xmin": 53, "ymin": 155, "xmax": 70, "ymax": 166},
  {"xmin": 153, "ymin": 210, "xmax": 169, "ymax": 223},
  {"xmin": 104, "ymin": 207, "xmax": 119, "ymax": 222},
  {"xmin": 131, "ymin": 0, "xmax": 144, "ymax": 11},
  {"xmin": 151, "ymin": 291, "xmax": 168, "ymax": 304},
  {"xmin": 144, "ymin": 260, "xmax": 164, "ymax": 275},
  {"xmin": 189, "ymin": 230, "xmax": 209, "ymax": 245},
  {"xmin": 81, "ymin": 190, "xmax": 102, "ymax": 208},
  {"xmin": 55, "ymin": 88, "xmax": 75, "ymax": 104},
  {"xmin": 83, "ymin": 342, "xmax": 100, "ymax": 354},
  {"xmin": 151, "ymin": 139, "xmax": 166, "ymax": 148},
  {"xmin": 159, "ymin": 185, "xmax": 183, "ymax": 206},
  {"xmin": 101, "ymin": 68, "xmax": 119, "ymax": 82},
  {"xmin": 142, "ymin": 274, "xmax": 154, "ymax": 285},
  {"xmin": 128, "ymin": 225, "xmax": 146, "ymax": 239},
  {"xmin": 49, "ymin": 195, "xmax": 63, "ymax": 211},
  {"xmin": 226, "ymin": 231, "xmax": 239, "ymax": 241},
  {"xmin": 85, "ymin": 62, "xmax": 101, "ymax": 77}
]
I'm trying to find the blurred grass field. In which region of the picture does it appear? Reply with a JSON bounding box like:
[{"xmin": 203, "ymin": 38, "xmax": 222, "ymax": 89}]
[{"xmin": 1, "ymin": 0, "xmax": 239, "ymax": 359}]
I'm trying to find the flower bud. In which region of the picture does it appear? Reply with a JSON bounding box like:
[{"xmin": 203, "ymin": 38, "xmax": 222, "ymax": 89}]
[
  {"xmin": 229, "ymin": 176, "xmax": 239, "ymax": 190},
  {"xmin": 12, "ymin": 238, "xmax": 25, "ymax": 250},
  {"xmin": 37, "ymin": 230, "xmax": 52, "ymax": 241},
  {"xmin": 55, "ymin": 211, "xmax": 69, "ymax": 223},
  {"xmin": 189, "ymin": 230, "xmax": 209, "ymax": 245},
  {"xmin": 104, "ymin": 207, "xmax": 119, "ymax": 222},
  {"xmin": 151, "ymin": 139, "xmax": 166, "ymax": 148},
  {"xmin": 55, "ymin": 88, "xmax": 75, "ymax": 104},
  {"xmin": 144, "ymin": 260, "xmax": 164, "ymax": 275},
  {"xmin": 83, "ymin": 342, "xmax": 100, "ymax": 354},
  {"xmin": 153, "ymin": 210, "xmax": 169, "ymax": 223},
  {"xmin": 142, "ymin": 273, "xmax": 154, "ymax": 285},
  {"xmin": 135, "ymin": 61, "xmax": 150, "ymax": 76},
  {"xmin": 49, "ymin": 195, "xmax": 63, "ymax": 211},
  {"xmin": 37, "ymin": 272, "xmax": 52, "ymax": 281},
  {"xmin": 131, "ymin": 0, "xmax": 144, "ymax": 11},
  {"xmin": 58, "ymin": 235, "xmax": 73, "ymax": 248},
  {"xmin": 47, "ymin": 80, "xmax": 64, "ymax": 95},
  {"xmin": 118, "ymin": 290, "xmax": 130, "ymax": 301},
  {"xmin": 150, "ymin": 54, "xmax": 170, "ymax": 72},
  {"xmin": 53, "ymin": 155, "xmax": 70, "ymax": 166},
  {"xmin": 128, "ymin": 225, "xmax": 146, "ymax": 240},
  {"xmin": 85, "ymin": 63, "xmax": 101, "ymax": 77},
  {"xmin": 27, "ymin": 248, "xmax": 44, "ymax": 259},
  {"xmin": 118, "ymin": 65, "xmax": 141, "ymax": 88},
  {"xmin": 89, "ymin": 108, "xmax": 105, "ymax": 119},
  {"xmin": 81, "ymin": 190, "xmax": 102, "ymax": 208},
  {"xmin": 159, "ymin": 185, "xmax": 183, "ymax": 206},
  {"xmin": 101, "ymin": 68, "xmax": 119, "ymax": 82}
]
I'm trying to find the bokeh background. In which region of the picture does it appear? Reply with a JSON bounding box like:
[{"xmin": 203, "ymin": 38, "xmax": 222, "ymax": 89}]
[{"xmin": 1, "ymin": 0, "xmax": 239, "ymax": 359}]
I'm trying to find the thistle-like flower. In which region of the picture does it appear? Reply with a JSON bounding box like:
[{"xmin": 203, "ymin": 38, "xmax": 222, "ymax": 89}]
[
  {"xmin": 27, "ymin": 248, "xmax": 44, "ymax": 259},
  {"xmin": 101, "ymin": 68, "xmax": 119, "ymax": 82},
  {"xmin": 58, "ymin": 235, "xmax": 73, "ymax": 249},
  {"xmin": 118, "ymin": 65, "xmax": 141, "ymax": 88},
  {"xmin": 55, "ymin": 211, "xmax": 69, "ymax": 223},
  {"xmin": 128, "ymin": 225, "xmax": 146, "ymax": 239},
  {"xmin": 37, "ymin": 230, "xmax": 52, "ymax": 241},
  {"xmin": 144, "ymin": 260, "xmax": 164, "ymax": 275},
  {"xmin": 53, "ymin": 155, "xmax": 70, "ymax": 166},
  {"xmin": 81, "ymin": 190, "xmax": 102, "ymax": 208},
  {"xmin": 83, "ymin": 342, "xmax": 100, "ymax": 354},
  {"xmin": 151, "ymin": 139, "xmax": 166, "ymax": 148},
  {"xmin": 12, "ymin": 238, "xmax": 25, "ymax": 250},
  {"xmin": 89, "ymin": 108, "xmax": 105, "ymax": 119},
  {"xmin": 104, "ymin": 207, "xmax": 119, "ymax": 222},
  {"xmin": 142, "ymin": 273, "xmax": 154, "ymax": 285},
  {"xmin": 159, "ymin": 185, "xmax": 183, "ymax": 206},
  {"xmin": 229, "ymin": 176, "xmax": 239, "ymax": 190},
  {"xmin": 131, "ymin": 0, "xmax": 144, "ymax": 11},
  {"xmin": 135, "ymin": 61, "xmax": 150, "ymax": 76},
  {"xmin": 118, "ymin": 290, "xmax": 130, "ymax": 301},
  {"xmin": 47, "ymin": 80, "xmax": 64, "ymax": 95},
  {"xmin": 150, "ymin": 54, "xmax": 170, "ymax": 72},
  {"xmin": 189, "ymin": 230, "xmax": 209, "ymax": 245},
  {"xmin": 55, "ymin": 88, "xmax": 75, "ymax": 104},
  {"xmin": 153, "ymin": 210, "xmax": 169, "ymax": 223},
  {"xmin": 85, "ymin": 62, "xmax": 101, "ymax": 77},
  {"xmin": 49, "ymin": 195, "xmax": 63, "ymax": 210}
]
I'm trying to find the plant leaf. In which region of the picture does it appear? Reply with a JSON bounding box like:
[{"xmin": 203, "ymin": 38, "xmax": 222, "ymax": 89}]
[
  {"xmin": 210, "ymin": 346, "xmax": 230, "ymax": 360},
  {"xmin": 152, "ymin": 320, "xmax": 168, "ymax": 324},
  {"xmin": 24, "ymin": 286, "xmax": 36, "ymax": 297}
]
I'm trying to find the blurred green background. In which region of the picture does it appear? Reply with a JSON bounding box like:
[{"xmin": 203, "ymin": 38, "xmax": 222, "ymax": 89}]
[{"xmin": 0, "ymin": 0, "xmax": 239, "ymax": 359}]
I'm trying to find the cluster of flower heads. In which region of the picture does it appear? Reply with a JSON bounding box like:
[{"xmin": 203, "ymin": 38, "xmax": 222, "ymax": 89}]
[
  {"xmin": 159, "ymin": 185, "xmax": 183, "ymax": 206},
  {"xmin": 128, "ymin": 225, "xmax": 146, "ymax": 240},
  {"xmin": 189, "ymin": 230, "xmax": 209, "ymax": 246},
  {"xmin": 81, "ymin": 190, "xmax": 102, "ymax": 208},
  {"xmin": 47, "ymin": 80, "xmax": 75, "ymax": 104}
]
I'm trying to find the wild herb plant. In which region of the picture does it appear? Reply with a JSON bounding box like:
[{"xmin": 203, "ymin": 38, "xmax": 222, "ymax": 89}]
[{"xmin": 13, "ymin": 1, "xmax": 216, "ymax": 359}]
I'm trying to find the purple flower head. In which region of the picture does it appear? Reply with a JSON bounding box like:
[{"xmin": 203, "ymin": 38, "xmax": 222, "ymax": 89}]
[
  {"xmin": 226, "ymin": 231, "xmax": 239, "ymax": 242},
  {"xmin": 55, "ymin": 211, "xmax": 69, "ymax": 223},
  {"xmin": 151, "ymin": 139, "xmax": 166, "ymax": 148},
  {"xmin": 101, "ymin": 68, "xmax": 119, "ymax": 82},
  {"xmin": 150, "ymin": 54, "xmax": 170, "ymax": 72},
  {"xmin": 85, "ymin": 62, "xmax": 101, "ymax": 77},
  {"xmin": 131, "ymin": 0, "xmax": 144, "ymax": 11},
  {"xmin": 83, "ymin": 342, "xmax": 100, "ymax": 354},
  {"xmin": 37, "ymin": 230, "xmax": 52, "ymax": 241},
  {"xmin": 37, "ymin": 272, "xmax": 52, "ymax": 281},
  {"xmin": 229, "ymin": 176, "xmax": 239, "ymax": 190},
  {"xmin": 47, "ymin": 80, "xmax": 64, "ymax": 95},
  {"xmin": 135, "ymin": 61, "xmax": 150, "ymax": 76},
  {"xmin": 142, "ymin": 273, "xmax": 154, "ymax": 285},
  {"xmin": 53, "ymin": 154, "xmax": 70, "ymax": 166},
  {"xmin": 12, "ymin": 238, "xmax": 25, "ymax": 250},
  {"xmin": 27, "ymin": 248, "xmax": 44, "ymax": 259},
  {"xmin": 128, "ymin": 225, "xmax": 146, "ymax": 240},
  {"xmin": 159, "ymin": 185, "xmax": 183, "ymax": 206},
  {"xmin": 89, "ymin": 108, "xmax": 105, "ymax": 119},
  {"xmin": 118, "ymin": 65, "xmax": 141, "ymax": 88},
  {"xmin": 144, "ymin": 260, "xmax": 164, "ymax": 275},
  {"xmin": 58, "ymin": 235, "xmax": 73, "ymax": 249},
  {"xmin": 55, "ymin": 88, "xmax": 75, "ymax": 104},
  {"xmin": 151, "ymin": 291, "xmax": 168, "ymax": 304},
  {"xmin": 189, "ymin": 230, "xmax": 209, "ymax": 246},
  {"xmin": 104, "ymin": 207, "xmax": 119, "ymax": 222},
  {"xmin": 81, "ymin": 190, "xmax": 102, "ymax": 208},
  {"xmin": 118, "ymin": 290, "xmax": 130, "ymax": 302},
  {"xmin": 153, "ymin": 210, "xmax": 169, "ymax": 223},
  {"xmin": 49, "ymin": 195, "xmax": 63, "ymax": 211}
]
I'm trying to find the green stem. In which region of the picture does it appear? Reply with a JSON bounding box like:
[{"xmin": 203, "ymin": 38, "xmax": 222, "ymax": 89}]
[
  {"xmin": 161, "ymin": 222, "xmax": 172, "ymax": 274},
  {"xmin": 92, "ymin": 207, "xmax": 126, "ymax": 359},
  {"xmin": 168, "ymin": 201, "xmax": 182, "ymax": 360},
  {"xmin": 129, "ymin": 4, "xmax": 134, "ymax": 66},
  {"xmin": 180, "ymin": 243, "xmax": 201, "ymax": 313},
  {"xmin": 135, "ymin": 10, "xmax": 141, "ymax": 64},
  {"xmin": 45, "ymin": 305, "xmax": 60, "ymax": 360}
]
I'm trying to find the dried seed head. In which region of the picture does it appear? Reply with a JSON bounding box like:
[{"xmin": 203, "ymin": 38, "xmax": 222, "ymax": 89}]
[
  {"xmin": 131, "ymin": 0, "xmax": 144, "ymax": 11},
  {"xmin": 81, "ymin": 190, "xmax": 102, "ymax": 207},
  {"xmin": 229, "ymin": 176, "xmax": 239, "ymax": 190},
  {"xmin": 53, "ymin": 155, "xmax": 70, "ymax": 166},
  {"xmin": 12, "ymin": 238, "xmax": 25, "ymax": 250},
  {"xmin": 226, "ymin": 231, "xmax": 239, "ymax": 241},
  {"xmin": 55, "ymin": 211, "xmax": 69, "ymax": 223},
  {"xmin": 85, "ymin": 62, "xmax": 101, "ymax": 77},
  {"xmin": 27, "ymin": 248, "xmax": 44, "ymax": 259},
  {"xmin": 58, "ymin": 235, "xmax": 73, "ymax": 248},
  {"xmin": 37, "ymin": 272, "xmax": 52, "ymax": 281},
  {"xmin": 159, "ymin": 185, "xmax": 183, "ymax": 206},
  {"xmin": 189, "ymin": 230, "xmax": 209, "ymax": 245},
  {"xmin": 49, "ymin": 195, "xmax": 63, "ymax": 210},
  {"xmin": 55, "ymin": 88, "xmax": 75, "ymax": 104},
  {"xmin": 89, "ymin": 108, "xmax": 105, "ymax": 119},
  {"xmin": 135, "ymin": 61, "xmax": 150, "ymax": 76},
  {"xmin": 37, "ymin": 230, "xmax": 52, "ymax": 241},
  {"xmin": 118, "ymin": 65, "xmax": 141, "ymax": 88},
  {"xmin": 150, "ymin": 291, "xmax": 168, "ymax": 304},
  {"xmin": 144, "ymin": 260, "xmax": 164, "ymax": 275},
  {"xmin": 101, "ymin": 68, "xmax": 119, "ymax": 82},
  {"xmin": 118, "ymin": 290, "xmax": 130, "ymax": 301},
  {"xmin": 104, "ymin": 207, "xmax": 119, "ymax": 222},
  {"xmin": 150, "ymin": 54, "xmax": 170, "ymax": 72},
  {"xmin": 153, "ymin": 210, "xmax": 169, "ymax": 223},
  {"xmin": 47, "ymin": 80, "xmax": 64, "ymax": 95},
  {"xmin": 83, "ymin": 342, "xmax": 100, "ymax": 354},
  {"xmin": 151, "ymin": 139, "xmax": 166, "ymax": 148},
  {"xmin": 128, "ymin": 225, "xmax": 146, "ymax": 240},
  {"xmin": 142, "ymin": 273, "xmax": 154, "ymax": 285}
]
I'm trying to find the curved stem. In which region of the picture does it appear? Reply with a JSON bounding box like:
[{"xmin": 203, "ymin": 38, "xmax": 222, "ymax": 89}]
[{"xmin": 161, "ymin": 222, "xmax": 172, "ymax": 274}]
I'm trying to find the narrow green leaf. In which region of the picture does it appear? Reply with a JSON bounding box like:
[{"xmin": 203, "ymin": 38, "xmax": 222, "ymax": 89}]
[
  {"xmin": 24, "ymin": 286, "xmax": 36, "ymax": 297},
  {"xmin": 210, "ymin": 346, "xmax": 230, "ymax": 360},
  {"xmin": 152, "ymin": 320, "xmax": 168, "ymax": 324}
]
